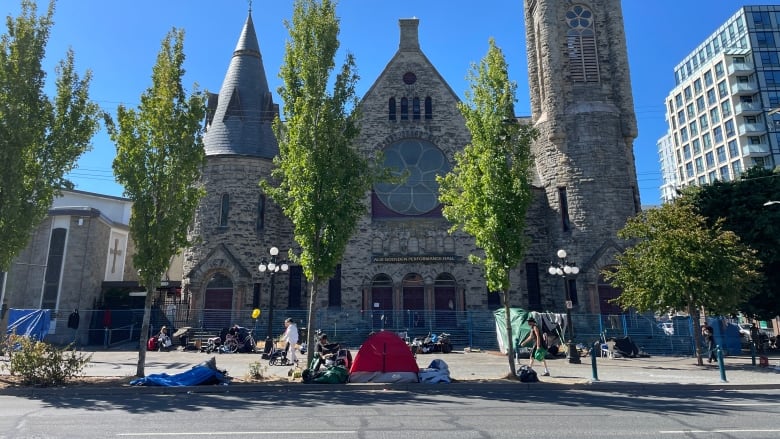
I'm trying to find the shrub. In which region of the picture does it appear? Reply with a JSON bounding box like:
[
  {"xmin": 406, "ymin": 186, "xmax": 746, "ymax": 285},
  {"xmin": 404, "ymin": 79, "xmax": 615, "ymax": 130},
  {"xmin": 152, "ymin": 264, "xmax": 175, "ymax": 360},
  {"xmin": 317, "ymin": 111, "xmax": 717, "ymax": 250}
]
[
  {"xmin": 1, "ymin": 335, "xmax": 92, "ymax": 387},
  {"xmin": 247, "ymin": 361, "xmax": 267, "ymax": 380}
]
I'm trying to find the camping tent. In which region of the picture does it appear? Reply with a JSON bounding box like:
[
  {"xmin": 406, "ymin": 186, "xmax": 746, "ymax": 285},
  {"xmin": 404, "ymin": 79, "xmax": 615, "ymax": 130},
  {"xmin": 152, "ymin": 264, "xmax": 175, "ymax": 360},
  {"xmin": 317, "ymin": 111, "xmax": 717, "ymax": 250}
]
[
  {"xmin": 348, "ymin": 331, "xmax": 419, "ymax": 383},
  {"xmin": 493, "ymin": 308, "xmax": 567, "ymax": 354}
]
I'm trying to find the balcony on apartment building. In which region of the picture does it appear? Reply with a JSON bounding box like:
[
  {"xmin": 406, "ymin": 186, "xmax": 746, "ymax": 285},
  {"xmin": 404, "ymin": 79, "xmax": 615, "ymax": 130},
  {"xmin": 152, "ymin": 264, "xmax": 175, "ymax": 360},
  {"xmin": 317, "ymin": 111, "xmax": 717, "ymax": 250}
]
[
  {"xmin": 741, "ymin": 142, "xmax": 771, "ymax": 157},
  {"xmin": 730, "ymin": 80, "xmax": 758, "ymax": 94},
  {"xmin": 727, "ymin": 61, "xmax": 754, "ymax": 76},
  {"xmin": 734, "ymin": 101, "xmax": 763, "ymax": 115},
  {"xmin": 738, "ymin": 123, "xmax": 767, "ymax": 136}
]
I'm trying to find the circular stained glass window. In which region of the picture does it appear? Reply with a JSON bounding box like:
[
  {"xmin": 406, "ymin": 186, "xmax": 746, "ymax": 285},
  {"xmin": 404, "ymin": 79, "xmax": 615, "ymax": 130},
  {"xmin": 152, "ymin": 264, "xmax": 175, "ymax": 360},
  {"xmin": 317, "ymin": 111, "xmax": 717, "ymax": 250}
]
[
  {"xmin": 565, "ymin": 5, "xmax": 593, "ymax": 30},
  {"xmin": 375, "ymin": 139, "xmax": 450, "ymax": 215},
  {"xmin": 403, "ymin": 72, "xmax": 417, "ymax": 85}
]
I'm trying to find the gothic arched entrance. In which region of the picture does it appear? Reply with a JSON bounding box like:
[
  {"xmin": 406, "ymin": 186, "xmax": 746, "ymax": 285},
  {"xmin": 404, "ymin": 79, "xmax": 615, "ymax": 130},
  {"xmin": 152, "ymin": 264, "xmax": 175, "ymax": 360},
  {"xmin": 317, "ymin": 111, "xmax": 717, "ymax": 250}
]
[
  {"xmin": 598, "ymin": 269, "xmax": 624, "ymax": 315},
  {"xmin": 204, "ymin": 272, "xmax": 233, "ymax": 329}
]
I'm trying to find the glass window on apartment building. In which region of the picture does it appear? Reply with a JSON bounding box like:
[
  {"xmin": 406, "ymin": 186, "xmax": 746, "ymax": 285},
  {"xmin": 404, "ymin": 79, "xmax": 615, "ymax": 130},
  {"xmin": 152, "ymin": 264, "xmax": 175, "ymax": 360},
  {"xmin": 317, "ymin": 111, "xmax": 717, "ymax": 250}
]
[
  {"xmin": 710, "ymin": 107, "xmax": 720, "ymax": 123},
  {"xmin": 755, "ymin": 32, "xmax": 776, "ymax": 49},
  {"xmin": 696, "ymin": 96, "xmax": 705, "ymax": 113},
  {"xmin": 698, "ymin": 175, "xmax": 707, "ymax": 185},
  {"xmin": 708, "ymin": 171, "xmax": 717, "ymax": 183},
  {"xmin": 678, "ymin": 166, "xmax": 685, "ymax": 181},
  {"xmin": 700, "ymin": 114, "xmax": 709, "ymax": 129},
  {"xmin": 707, "ymin": 88, "xmax": 717, "ymax": 105},
  {"xmin": 725, "ymin": 119, "xmax": 735, "ymax": 137},
  {"xmin": 719, "ymin": 165, "xmax": 730, "ymax": 181},
  {"xmin": 678, "ymin": 110, "xmax": 686, "ymax": 125},
  {"xmin": 704, "ymin": 70, "xmax": 713, "ymax": 86},
  {"xmin": 732, "ymin": 161, "xmax": 742, "ymax": 178},
  {"xmin": 684, "ymin": 86, "xmax": 693, "ymax": 101},
  {"xmin": 728, "ymin": 140, "xmax": 739, "ymax": 158},
  {"xmin": 722, "ymin": 101, "xmax": 731, "ymax": 117},
  {"xmin": 745, "ymin": 115, "xmax": 757, "ymax": 125},
  {"xmin": 683, "ymin": 144, "xmax": 692, "ymax": 160},
  {"xmin": 687, "ymin": 103, "xmax": 695, "ymax": 119},
  {"xmin": 694, "ymin": 78, "xmax": 703, "ymax": 95},
  {"xmin": 760, "ymin": 52, "xmax": 780, "ymax": 68},
  {"xmin": 715, "ymin": 61, "xmax": 724, "ymax": 78},
  {"xmin": 752, "ymin": 11, "xmax": 771, "ymax": 29},
  {"xmin": 689, "ymin": 121, "xmax": 698, "ymax": 137},
  {"xmin": 675, "ymin": 93, "xmax": 683, "ymax": 108},
  {"xmin": 717, "ymin": 146, "xmax": 727, "ymax": 163},
  {"xmin": 749, "ymin": 136, "xmax": 762, "ymax": 145},
  {"xmin": 693, "ymin": 139, "xmax": 701, "ymax": 155},
  {"xmin": 765, "ymin": 71, "xmax": 780, "ymax": 87},
  {"xmin": 695, "ymin": 157, "xmax": 704, "ymax": 173},
  {"xmin": 681, "ymin": 126, "xmax": 689, "ymax": 142},
  {"xmin": 706, "ymin": 152, "xmax": 715, "ymax": 169},
  {"xmin": 717, "ymin": 80, "xmax": 728, "ymax": 98},
  {"xmin": 768, "ymin": 91, "xmax": 780, "ymax": 108},
  {"xmin": 754, "ymin": 157, "xmax": 766, "ymax": 168},
  {"xmin": 686, "ymin": 162, "xmax": 694, "ymax": 178},
  {"xmin": 703, "ymin": 133, "xmax": 712, "ymax": 149},
  {"xmin": 714, "ymin": 126, "xmax": 723, "ymax": 144}
]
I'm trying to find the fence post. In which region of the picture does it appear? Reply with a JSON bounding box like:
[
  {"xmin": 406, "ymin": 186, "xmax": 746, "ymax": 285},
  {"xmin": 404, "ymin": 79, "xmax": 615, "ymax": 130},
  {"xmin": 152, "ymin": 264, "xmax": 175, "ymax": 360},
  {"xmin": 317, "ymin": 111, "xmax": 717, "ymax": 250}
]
[
  {"xmin": 103, "ymin": 327, "xmax": 109, "ymax": 349},
  {"xmin": 591, "ymin": 341, "xmax": 599, "ymax": 381},
  {"xmin": 716, "ymin": 345, "xmax": 727, "ymax": 383}
]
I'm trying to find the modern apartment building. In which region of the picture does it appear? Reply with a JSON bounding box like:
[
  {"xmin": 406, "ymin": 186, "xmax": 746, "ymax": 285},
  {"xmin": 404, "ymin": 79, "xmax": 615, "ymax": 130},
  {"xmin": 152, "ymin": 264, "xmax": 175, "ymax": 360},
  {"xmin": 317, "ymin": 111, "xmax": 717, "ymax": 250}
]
[{"xmin": 659, "ymin": 5, "xmax": 780, "ymax": 202}]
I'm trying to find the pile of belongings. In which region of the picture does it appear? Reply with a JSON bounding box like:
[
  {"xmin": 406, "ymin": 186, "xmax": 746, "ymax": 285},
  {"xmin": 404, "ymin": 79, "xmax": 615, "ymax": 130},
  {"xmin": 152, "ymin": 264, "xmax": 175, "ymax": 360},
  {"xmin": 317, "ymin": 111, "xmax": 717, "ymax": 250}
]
[
  {"xmin": 418, "ymin": 359, "xmax": 451, "ymax": 383},
  {"xmin": 130, "ymin": 357, "xmax": 230, "ymax": 386}
]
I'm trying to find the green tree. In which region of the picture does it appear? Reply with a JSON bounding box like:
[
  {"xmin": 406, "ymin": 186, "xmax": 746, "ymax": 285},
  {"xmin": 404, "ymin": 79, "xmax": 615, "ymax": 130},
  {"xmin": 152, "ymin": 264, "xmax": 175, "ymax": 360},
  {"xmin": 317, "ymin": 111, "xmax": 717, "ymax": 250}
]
[
  {"xmin": 687, "ymin": 167, "xmax": 780, "ymax": 319},
  {"xmin": 262, "ymin": 0, "xmax": 372, "ymax": 366},
  {"xmin": 604, "ymin": 200, "xmax": 762, "ymax": 364},
  {"xmin": 105, "ymin": 29, "xmax": 205, "ymax": 377},
  {"xmin": 437, "ymin": 39, "xmax": 536, "ymax": 378},
  {"xmin": 0, "ymin": 0, "xmax": 100, "ymax": 271}
]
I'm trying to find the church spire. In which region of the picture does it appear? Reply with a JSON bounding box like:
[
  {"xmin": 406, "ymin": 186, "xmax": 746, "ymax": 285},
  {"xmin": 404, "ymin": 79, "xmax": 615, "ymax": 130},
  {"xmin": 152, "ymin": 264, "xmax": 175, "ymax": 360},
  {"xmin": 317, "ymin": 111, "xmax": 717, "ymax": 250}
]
[{"xmin": 203, "ymin": 9, "xmax": 279, "ymax": 158}]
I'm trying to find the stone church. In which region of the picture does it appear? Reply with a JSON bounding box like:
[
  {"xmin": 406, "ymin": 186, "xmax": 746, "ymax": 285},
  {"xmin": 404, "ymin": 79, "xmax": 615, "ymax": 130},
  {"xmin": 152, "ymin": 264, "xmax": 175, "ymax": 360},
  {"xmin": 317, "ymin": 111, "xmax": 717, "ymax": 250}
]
[{"xmin": 181, "ymin": 0, "xmax": 640, "ymax": 333}]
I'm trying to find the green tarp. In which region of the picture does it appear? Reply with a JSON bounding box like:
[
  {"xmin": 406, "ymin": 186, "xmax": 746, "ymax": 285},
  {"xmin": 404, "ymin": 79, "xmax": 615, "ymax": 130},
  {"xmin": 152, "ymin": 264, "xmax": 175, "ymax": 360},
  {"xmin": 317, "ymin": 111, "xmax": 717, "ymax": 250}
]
[{"xmin": 493, "ymin": 308, "xmax": 534, "ymax": 354}]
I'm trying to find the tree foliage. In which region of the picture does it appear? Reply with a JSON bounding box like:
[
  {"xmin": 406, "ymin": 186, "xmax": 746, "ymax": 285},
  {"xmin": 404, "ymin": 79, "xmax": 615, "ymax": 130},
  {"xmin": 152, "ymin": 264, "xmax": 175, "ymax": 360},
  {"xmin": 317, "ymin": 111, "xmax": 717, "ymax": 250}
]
[
  {"xmin": 685, "ymin": 167, "xmax": 780, "ymax": 319},
  {"xmin": 604, "ymin": 200, "xmax": 762, "ymax": 363},
  {"xmin": 262, "ymin": 0, "xmax": 372, "ymax": 365},
  {"xmin": 105, "ymin": 28, "xmax": 205, "ymax": 376},
  {"xmin": 437, "ymin": 39, "xmax": 536, "ymax": 378},
  {"xmin": 0, "ymin": 0, "xmax": 100, "ymax": 271}
]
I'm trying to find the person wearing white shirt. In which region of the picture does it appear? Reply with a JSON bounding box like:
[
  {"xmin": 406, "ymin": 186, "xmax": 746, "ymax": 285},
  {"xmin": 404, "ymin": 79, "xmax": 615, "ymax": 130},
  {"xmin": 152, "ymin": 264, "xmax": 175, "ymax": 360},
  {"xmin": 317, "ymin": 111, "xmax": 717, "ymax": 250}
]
[{"xmin": 283, "ymin": 318, "xmax": 299, "ymax": 364}]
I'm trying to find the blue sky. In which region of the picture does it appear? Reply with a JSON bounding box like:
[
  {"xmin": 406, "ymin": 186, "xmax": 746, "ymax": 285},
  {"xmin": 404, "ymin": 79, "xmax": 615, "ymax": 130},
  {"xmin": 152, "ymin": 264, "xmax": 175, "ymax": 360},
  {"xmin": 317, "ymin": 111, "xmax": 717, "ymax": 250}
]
[{"xmin": 3, "ymin": 0, "xmax": 766, "ymax": 206}]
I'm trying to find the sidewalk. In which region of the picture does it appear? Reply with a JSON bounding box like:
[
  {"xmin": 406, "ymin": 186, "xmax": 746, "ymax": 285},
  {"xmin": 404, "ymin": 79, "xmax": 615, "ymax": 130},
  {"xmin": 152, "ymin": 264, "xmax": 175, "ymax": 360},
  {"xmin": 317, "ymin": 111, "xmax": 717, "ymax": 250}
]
[{"xmin": 6, "ymin": 345, "xmax": 777, "ymax": 390}]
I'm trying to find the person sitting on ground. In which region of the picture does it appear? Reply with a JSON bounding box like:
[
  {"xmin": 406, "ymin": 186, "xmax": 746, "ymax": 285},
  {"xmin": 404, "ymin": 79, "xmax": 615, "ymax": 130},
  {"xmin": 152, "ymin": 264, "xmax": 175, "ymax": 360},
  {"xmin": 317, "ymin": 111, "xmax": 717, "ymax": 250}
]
[
  {"xmin": 312, "ymin": 333, "xmax": 340, "ymax": 370},
  {"xmin": 157, "ymin": 326, "xmax": 173, "ymax": 351}
]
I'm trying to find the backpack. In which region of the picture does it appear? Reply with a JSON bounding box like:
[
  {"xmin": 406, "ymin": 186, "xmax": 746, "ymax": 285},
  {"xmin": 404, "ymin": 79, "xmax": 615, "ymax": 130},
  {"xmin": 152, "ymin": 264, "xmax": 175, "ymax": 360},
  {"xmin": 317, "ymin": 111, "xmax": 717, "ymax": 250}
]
[
  {"xmin": 147, "ymin": 336, "xmax": 158, "ymax": 351},
  {"xmin": 517, "ymin": 365, "xmax": 539, "ymax": 383}
]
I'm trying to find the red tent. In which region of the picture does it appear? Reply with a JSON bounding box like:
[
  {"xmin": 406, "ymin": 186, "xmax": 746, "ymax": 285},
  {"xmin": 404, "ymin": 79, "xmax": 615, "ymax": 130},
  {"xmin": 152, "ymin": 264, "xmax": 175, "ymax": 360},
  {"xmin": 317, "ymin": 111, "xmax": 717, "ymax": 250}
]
[{"xmin": 349, "ymin": 331, "xmax": 419, "ymax": 383}]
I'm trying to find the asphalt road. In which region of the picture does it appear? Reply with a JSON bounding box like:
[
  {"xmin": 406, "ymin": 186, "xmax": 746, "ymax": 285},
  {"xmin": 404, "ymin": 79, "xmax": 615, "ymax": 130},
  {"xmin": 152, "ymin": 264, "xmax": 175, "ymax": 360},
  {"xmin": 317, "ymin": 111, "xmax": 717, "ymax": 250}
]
[{"xmin": 1, "ymin": 386, "xmax": 778, "ymax": 438}]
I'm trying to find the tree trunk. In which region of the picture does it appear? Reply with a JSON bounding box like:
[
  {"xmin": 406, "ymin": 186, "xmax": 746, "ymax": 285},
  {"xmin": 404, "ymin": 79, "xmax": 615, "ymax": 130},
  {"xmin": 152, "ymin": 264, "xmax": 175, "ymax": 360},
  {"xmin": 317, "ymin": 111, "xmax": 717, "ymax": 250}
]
[
  {"xmin": 136, "ymin": 284, "xmax": 154, "ymax": 377},
  {"xmin": 305, "ymin": 274, "xmax": 319, "ymax": 368},
  {"xmin": 688, "ymin": 301, "xmax": 703, "ymax": 366}
]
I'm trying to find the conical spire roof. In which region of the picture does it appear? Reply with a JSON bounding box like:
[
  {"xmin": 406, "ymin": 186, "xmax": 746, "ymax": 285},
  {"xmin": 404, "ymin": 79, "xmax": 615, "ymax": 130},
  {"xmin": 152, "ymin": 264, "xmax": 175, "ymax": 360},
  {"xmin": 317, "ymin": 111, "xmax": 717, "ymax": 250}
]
[{"xmin": 203, "ymin": 11, "xmax": 279, "ymax": 158}]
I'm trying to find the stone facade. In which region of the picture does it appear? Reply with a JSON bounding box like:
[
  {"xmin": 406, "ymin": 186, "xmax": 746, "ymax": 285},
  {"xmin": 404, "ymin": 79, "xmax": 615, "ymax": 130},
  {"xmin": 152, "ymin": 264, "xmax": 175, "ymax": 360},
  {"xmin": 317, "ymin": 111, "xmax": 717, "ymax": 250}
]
[{"xmin": 182, "ymin": 1, "xmax": 640, "ymax": 332}]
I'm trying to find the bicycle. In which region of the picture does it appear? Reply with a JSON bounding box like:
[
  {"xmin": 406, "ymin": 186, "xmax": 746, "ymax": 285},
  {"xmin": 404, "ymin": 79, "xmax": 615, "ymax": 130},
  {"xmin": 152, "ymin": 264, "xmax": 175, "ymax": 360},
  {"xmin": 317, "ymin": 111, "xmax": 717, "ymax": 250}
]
[{"xmin": 222, "ymin": 326, "xmax": 257, "ymax": 353}]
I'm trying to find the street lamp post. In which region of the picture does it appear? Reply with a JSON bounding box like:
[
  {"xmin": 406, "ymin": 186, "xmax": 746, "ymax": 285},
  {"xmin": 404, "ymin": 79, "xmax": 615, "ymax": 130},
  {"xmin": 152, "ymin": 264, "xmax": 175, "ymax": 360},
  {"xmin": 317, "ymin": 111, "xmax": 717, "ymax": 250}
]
[
  {"xmin": 548, "ymin": 249, "xmax": 581, "ymax": 364},
  {"xmin": 258, "ymin": 247, "xmax": 289, "ymax": 339}
]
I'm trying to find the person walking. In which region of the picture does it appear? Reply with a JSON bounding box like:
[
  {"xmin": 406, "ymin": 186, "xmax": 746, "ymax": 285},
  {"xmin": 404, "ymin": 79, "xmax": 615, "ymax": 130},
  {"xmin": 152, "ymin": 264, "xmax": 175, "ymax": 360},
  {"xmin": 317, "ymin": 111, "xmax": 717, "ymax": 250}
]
[
  {"xmin": 521, "ymin": 317, "xmax": 550, "ymax": 376},
  {"xmin": 283, "ymin": 318, "xmax": 299, "ymax": 365},
  {"xmin": 702, "ymin": 325, "xmax": 716, "ymax": 363}
]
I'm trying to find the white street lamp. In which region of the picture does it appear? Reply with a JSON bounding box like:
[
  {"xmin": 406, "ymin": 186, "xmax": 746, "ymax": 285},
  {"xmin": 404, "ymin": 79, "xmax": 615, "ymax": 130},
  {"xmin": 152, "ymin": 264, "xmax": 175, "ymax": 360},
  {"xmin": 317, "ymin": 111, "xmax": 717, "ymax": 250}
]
[
  {"xmin": 258, "ymin": 246, "xmax": 289, "ymax": 338},
  {"xmin": 549, "ymin": 249, "xmax": 581, "ymax": 364}
]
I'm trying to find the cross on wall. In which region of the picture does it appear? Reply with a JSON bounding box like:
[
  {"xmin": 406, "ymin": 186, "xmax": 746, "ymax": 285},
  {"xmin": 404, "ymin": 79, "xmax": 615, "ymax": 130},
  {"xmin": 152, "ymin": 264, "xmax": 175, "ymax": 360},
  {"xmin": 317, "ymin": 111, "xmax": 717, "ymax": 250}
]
[{"xmin": 110, "ymin": 238, "xmax": 122, "ymax": 273}]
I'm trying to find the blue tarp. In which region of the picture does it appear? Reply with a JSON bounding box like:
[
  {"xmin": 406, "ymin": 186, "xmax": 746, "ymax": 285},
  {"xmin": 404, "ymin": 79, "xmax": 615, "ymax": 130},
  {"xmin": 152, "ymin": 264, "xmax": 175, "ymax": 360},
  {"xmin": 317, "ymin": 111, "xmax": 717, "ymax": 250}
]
[
  {"xmin": 130, "ymin": 365, "xmax": 228, "ymax": 386},
  {"xmin": 6, "ymin": 309, "xmax": 51, "ymax": 340}
]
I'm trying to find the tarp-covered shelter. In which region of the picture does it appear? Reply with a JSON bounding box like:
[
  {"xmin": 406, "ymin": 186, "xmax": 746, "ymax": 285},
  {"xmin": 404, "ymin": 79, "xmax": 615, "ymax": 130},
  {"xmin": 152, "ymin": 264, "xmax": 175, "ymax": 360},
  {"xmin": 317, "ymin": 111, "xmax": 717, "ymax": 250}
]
[
  {"xmin": 349, "ymin": 331, "xmax": 419, "ymax": 383},
  {"xmin": 6, "ymin": 309, "xmax": 51, "ymax": 340},
  {"xmin": 494, "ymin": 308, "xmax": 567, "ymax": 354}
]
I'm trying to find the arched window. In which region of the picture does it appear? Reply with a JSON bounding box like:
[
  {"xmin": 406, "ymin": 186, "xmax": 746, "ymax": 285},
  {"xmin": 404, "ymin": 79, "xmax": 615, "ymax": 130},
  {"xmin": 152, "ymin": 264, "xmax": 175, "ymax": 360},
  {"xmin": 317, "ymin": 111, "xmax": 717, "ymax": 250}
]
[
  {"xmin": 219, "ymin": 193, "xmax": 230, "ymax": 227},
  {"xmin": 400, "ymin": 97, "xmax": 409, "ymax": 120},
  {"xmin": 566, "ymin": 5, "xmax": 600, "ymax": 83},
  {"xmin": 256, "ymin": 194, "xmax": 265, "ymax": 231},
  {"xmin": 424, "ymin": 97, "xmax": 432, "ymax": 119},
  {"xmin": 389, "ymin": 97, "xmax": 396, "ymax": 121},
  {"xmin": 412, "ymin": 97, "xmax": 420, "ymax": 120}
]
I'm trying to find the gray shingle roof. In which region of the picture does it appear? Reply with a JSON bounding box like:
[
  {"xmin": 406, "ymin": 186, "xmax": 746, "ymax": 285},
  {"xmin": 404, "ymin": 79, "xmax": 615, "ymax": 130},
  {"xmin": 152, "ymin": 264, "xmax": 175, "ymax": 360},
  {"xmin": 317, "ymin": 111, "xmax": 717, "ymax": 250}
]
[{"xmin": 203, "ymin": 12, "xmax": 279, "ymax": 158}]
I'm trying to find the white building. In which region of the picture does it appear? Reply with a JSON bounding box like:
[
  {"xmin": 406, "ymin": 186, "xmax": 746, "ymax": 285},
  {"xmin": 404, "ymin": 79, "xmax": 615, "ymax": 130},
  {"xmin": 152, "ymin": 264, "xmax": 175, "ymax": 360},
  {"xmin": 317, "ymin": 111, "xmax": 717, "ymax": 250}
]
[{"xmin": 658, "ymin": 5, "xmax": 780, "ymax": 202}]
